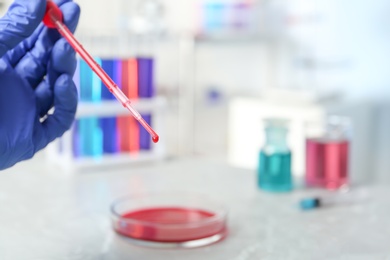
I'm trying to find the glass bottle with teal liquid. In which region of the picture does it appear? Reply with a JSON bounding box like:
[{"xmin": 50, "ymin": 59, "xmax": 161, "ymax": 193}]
[{"xmin": 258, "ymin": 119, "xmax": 292, "ymax": 192}]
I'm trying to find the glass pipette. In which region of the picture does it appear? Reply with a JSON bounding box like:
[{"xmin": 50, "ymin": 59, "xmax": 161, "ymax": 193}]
[{"xmin": 43, "ymin": 0, "xmax": 159, "ymax": 143}]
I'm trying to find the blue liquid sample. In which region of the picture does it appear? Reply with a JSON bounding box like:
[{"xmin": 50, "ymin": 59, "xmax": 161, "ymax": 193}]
[
  {"xmin": 204, "ymin": 3, "xmax": 225, "ymax": 31},
  {"xmin": 100, "ymin": 59, "xmax": 118, "ymax": 154},
  {"xmin": 139, "ymin": 114, "xmax": 152, "ymax": 150},
  {"xmin": 72, "ymin": 60, "xmax": 81, "ymax": 157},
  {"xmin": 72, "ymin": 121, "xmax": 80, "ymax": 157},
  {"xmin": 138, "ymin": 58, "xmax": 154, "ymax": 151},
  {"xmin": 258, "ymin": 150, "xmax": 292, "ymax": 192},
  {"xmin": 79, "ymin": 118, "xmax": 103, "ymax": 157},
  {"xmin": 78, "ymin": 58, "xmax": 103, "ymax": 157}
]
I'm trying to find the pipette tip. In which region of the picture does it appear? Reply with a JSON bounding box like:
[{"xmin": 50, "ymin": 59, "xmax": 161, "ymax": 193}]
[{"xmin": 152, "ymin": 135, "xmax": 159, "ymax": 143}]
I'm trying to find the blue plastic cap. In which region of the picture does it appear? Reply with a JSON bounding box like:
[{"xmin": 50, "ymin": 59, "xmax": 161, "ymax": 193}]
[{"xmin": 300, "ymin": 198, "xmax": 321, "ymax": 210}]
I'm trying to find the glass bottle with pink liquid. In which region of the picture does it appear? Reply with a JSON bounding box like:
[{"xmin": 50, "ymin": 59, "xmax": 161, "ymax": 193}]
[{"xmin": 305, "ymin": 116, "xmax": 351, "ymax": 190}]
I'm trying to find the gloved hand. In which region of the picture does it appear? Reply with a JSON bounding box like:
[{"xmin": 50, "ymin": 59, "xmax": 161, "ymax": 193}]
[{"xmin": 0, "ymin": 0, "xmax": 80, "ymax": 170}]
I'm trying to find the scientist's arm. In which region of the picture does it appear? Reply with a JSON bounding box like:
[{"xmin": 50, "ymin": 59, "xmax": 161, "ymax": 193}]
[{"xmin": 0, "ymin": 0, "xmax": 80, "ymax": 170}]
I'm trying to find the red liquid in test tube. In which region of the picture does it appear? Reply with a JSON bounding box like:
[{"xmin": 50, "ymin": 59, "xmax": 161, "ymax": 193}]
[{"xmin": 43, "ymin": 1, "xmax": 159, "ymax": 143}]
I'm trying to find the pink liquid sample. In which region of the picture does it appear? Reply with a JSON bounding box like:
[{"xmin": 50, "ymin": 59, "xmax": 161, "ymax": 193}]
[
  {"xmin": 306, "ymin": 138, "xmax": 349, "ymax": 190},
  {"xmin": 114, "ymin": 207, "xmax": 226, "ymax": 242}
]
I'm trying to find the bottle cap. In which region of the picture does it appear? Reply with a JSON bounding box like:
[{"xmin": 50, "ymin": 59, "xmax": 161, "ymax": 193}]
[{"xmin": 299, "ymin": 198, "xmax": 321, "ymax": 210}]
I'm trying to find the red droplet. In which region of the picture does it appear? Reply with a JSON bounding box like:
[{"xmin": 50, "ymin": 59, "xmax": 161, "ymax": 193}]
[
  {"xmin": 152, "ymin": 135, "xmax": 159, "ymax": 143},
  {"xmin": 43, "ymin": 1, "xmax": 63, "ymax": 28}
]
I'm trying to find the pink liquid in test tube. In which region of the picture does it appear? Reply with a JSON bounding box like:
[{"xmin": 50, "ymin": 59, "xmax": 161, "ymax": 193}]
[{"xmin": 43, "ymin": 1, "xmax": 159, "ymax": 143}]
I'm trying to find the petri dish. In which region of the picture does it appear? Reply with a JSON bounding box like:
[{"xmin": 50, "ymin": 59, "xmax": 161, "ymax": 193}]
[{"xmin": 111, "ymin": 192, "xmax": 228, "ymax": 248}]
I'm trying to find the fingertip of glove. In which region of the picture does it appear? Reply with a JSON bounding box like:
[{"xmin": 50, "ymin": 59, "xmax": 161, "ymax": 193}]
[
  {"xmin": 60, "ymin": 2, "xmax": 80, "ymax": 32},
  {"xmin": 58, "ymin": 74, "xmax": 77, "ymax": 95},
  {"xmin": 55, "ymin": 74, "xmax": 78, "ymax": 111},
  {"xmin": 56, "ymin": 38, "xmax": 74, "ymax": 55},
  {"xmin": 58, "ymin": 73, "xmax": 71, "ymax": 85}
]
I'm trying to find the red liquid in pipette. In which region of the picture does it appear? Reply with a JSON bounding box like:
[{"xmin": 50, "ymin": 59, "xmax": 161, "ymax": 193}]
[{"xmin": 43, "ymin": 1, "xmax": 159, "ymax": 143}]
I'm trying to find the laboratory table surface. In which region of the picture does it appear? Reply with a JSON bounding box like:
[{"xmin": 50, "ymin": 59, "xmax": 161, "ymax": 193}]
[{"xmin": 0, "ymin": 158, "xmax": 390, "ymax": 260}]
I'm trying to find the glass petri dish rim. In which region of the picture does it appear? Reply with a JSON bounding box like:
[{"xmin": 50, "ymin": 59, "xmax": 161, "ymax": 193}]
[{"xmin": 110, "ymin": 191, "xmax": 228, "ymax": 229}]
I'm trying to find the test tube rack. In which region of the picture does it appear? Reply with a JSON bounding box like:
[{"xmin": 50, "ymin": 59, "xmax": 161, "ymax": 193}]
[{"xmin": 45, "ymin": 96, "xmax": 167, "ymax": 170}]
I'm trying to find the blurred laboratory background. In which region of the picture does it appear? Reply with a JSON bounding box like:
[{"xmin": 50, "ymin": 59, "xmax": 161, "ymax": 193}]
[
  {"xmin": 3, "ymin": 0, "xmax": 390, "ymax": 259},
  {"xmin": 1, "ymin": 0, "xmax": 390, "ymax": 181}
]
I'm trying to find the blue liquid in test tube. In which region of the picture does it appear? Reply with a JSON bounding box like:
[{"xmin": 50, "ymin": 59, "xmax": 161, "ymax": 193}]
[
  {"xmin": 79, "ymin": 58, "xmax": 103, "ymax": 157},
  {"xmin": 100, "ymin": 59, "xmax": 118, "ymax": 154},
  {"xmin": 138, "ymin": 57, "xmax": 154, "ymax": 150},
  {"xmin": 72, "ymin": 59, "xmax": 80, "ymax": 157}
]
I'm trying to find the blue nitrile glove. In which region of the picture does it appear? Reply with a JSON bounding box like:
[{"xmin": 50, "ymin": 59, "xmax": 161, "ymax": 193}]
[{"xmin": 0, "ymin": 0, "xmax": 80, "ymax": 170}]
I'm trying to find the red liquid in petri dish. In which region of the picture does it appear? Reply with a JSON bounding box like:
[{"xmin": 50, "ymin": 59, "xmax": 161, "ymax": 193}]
[
  {"xmin": 114, "ymin": 207, "xmax": 226, "ymax": 242},
  {"xmin": 306, "ymin": 138, "xmax": 349, "ymax": 190}
]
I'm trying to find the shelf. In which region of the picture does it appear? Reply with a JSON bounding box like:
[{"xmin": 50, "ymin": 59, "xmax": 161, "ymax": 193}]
[
  {"xmin": 194, "ymin": 32, "xmax": 284, "ymax": 44},
  {"xmin": 46, "ymin": 96, "xmax": 168, "ymax": 169},
  {"xmin": 50, "ymin": 151, "xmax": 165, "ymax": 170},
  {"xmin": 76, "ymin": 96, "xmax": 167, "ymax": 118}
]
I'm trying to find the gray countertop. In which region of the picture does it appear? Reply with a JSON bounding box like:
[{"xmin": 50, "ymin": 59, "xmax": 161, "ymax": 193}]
[{"xmin": 0, "ymin": 158, "xmax": 389, "ymax": 260}]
